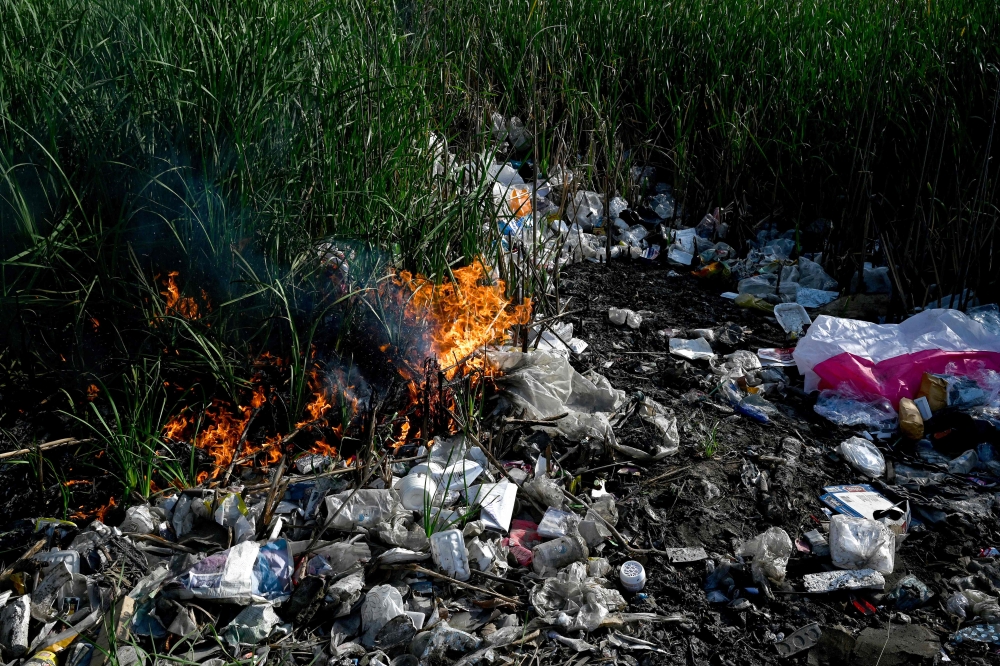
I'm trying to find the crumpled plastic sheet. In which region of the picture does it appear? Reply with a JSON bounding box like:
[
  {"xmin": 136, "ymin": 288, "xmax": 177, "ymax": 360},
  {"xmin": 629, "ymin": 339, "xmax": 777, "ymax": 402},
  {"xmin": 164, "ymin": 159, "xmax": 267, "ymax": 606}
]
[
  {"xmin": 530, "ymin": 562, "xmax": 626, "ymax": 632},
  {"xmin": 361, "ymin": 585, "xmax": 405, "ymax": 646},
  {"xmin": 737, "ymin": 527, "xmax": 792, "ymax": 584},
  {"xmin": 414, "ymin": 622, "xmax": 482, "ymax": 665},
  {"xmin": 324, "ymin": 490, "xmax": 401, "ymax": 531},
  {"xmin": 829, "ymin": 515, "xmax": 894, "ymax": 574},
  {"xmin": 326, "ymin": 571, "xmax": 365, "ymax": 618},
  {"xmin": 488, "ymin": 350, "xmax": 624, "ymax": 445},
  {"xmin": 523, "ymin": 476, "xmax": 565, "ymax": 509},
  {"xmin": 222, "ymin": 603, "xmax": 281, "ymax": 647},
  {"xmin": 814, "ymin": 387, "xmax": 898, "ymax": 432}
]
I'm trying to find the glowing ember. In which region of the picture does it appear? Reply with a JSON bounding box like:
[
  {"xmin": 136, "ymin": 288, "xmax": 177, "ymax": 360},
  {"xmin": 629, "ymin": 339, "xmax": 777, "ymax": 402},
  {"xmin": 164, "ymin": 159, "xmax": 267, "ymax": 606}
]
[{"xmin": 71, "ymin": 496, "xmax": 117, "ymax": 523}]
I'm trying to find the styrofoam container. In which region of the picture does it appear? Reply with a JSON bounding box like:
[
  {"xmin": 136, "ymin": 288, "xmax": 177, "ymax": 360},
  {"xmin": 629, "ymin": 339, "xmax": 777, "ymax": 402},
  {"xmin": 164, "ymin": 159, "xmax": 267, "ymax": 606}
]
[
  {"xmin": 774, "ymin": 303, "xmax": 812, "ymax": 336},
  {"xmin": 397, "ymin": 474, "xmax": 437, "ymax": 512},
  {"xmin": 430, "ymin": 529, "xmax": 471, "ymax": 581},
  {"xmin": 36, "ymin": 550, "xmax": 80, "ymax": 575}
]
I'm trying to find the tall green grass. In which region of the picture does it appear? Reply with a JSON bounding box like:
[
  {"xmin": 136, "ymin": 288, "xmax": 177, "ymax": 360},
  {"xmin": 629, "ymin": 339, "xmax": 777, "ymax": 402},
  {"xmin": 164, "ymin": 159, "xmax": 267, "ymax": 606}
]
[{"xmin": 0, "ymin": 0, "xmax": 998, "ymax": 489}]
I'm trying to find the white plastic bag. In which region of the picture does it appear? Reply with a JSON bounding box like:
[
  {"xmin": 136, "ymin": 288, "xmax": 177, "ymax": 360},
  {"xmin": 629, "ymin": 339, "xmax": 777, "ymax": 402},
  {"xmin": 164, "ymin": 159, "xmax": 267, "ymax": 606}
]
[
  {"xmin": 488, "ymin": 351, "xmax": 624, "ymax": 445},
  {"xmin": 829, "ymin": 515, "xmax": 894, "ymax": 574}
]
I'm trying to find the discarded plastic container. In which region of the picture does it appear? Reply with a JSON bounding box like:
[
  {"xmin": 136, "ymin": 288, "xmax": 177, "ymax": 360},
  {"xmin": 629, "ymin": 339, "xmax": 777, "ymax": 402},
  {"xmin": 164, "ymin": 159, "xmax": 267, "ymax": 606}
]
[
  {"xmin": 619, "ymin": 561, "xmax": 646, "ymax": 592},
  {"xmin": 532, "ymin": 534, "xmax": 589, "ymax": 575},
  {"xmin": 838, "ymin": 437, "xmax": 885, "ymax": 477},
  {"xmin": 720, "ymin": 381, "xmax": 777, "ymax": 424},
  {"xmin": 773, "ymin": 303, "xmax": 812, "ymax": 337},
  {"xmin": 667, "ymin": 246, "xmax": 694, "ymax": 266},
  {"xmin": 396, "ymin": 474, "xmax": 437, "ymax": 512},
  {"xmin": 430, "ymin": 529, "xmax": 471, "ymax": 581},
  {"xmin": 537, "ymin": 508, "xmax": 581, "ymax": 539},
  {"xmin": 439, "ymin": 460, "xmax": 483, "ymax": 491},
  {"xmin": 407, "ymin": 461, "xmax": 444, "ymax": 479}
]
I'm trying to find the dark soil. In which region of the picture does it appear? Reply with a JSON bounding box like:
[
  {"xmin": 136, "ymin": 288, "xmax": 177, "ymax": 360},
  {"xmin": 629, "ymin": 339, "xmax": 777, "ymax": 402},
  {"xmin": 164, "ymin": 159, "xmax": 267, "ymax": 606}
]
[{"xmin": 556, "ymin": 259, "xmax": 1000, "ymax": 665}]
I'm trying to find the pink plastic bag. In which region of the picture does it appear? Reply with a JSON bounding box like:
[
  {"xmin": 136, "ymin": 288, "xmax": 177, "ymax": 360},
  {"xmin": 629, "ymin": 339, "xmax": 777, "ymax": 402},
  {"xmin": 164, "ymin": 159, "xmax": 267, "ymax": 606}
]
[
  {"xmin": 793, "ymin": 309, "xmax": 1000, "ymax": 406},
  {"xmin": 503, "ymin": 519, "xmax": 541, "ymax": 566}
]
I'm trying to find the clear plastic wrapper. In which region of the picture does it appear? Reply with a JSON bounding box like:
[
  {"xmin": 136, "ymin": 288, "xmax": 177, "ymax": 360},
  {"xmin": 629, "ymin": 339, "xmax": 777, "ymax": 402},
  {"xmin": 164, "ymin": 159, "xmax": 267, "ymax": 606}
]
[
  {"xmin": 838, "ymin": 436, "xmax": 885, "ymax": 477},
  {"xmin": 814, "ymin": 388, "xmax": 898, "ymax": 432},
  {"xmin": 736, "ymin": 527, "xmax": 792, "ymax": 583},
  {"xmin": 828, "ymin": 515, "xmax": 894, "ymax": 574}
]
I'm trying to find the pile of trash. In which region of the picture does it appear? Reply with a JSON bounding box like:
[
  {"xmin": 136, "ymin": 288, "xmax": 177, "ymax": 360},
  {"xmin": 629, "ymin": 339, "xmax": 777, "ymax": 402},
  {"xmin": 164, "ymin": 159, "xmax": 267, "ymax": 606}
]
[
  {"xmin": 12, "ymin": 150, "xmax": 1000, "ymax": 666},
  {"xmin": 0, "ymin": 404, "xmax": 692, "ymax": 666}
]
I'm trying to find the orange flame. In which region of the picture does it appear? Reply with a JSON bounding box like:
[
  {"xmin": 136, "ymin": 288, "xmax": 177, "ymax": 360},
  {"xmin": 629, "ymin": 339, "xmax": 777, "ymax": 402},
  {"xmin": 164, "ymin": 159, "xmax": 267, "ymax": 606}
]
[
  {"xmin": 163, "ymin": 395, "xmax": 277, "ymax": 484},
  {"xmin": 395, "ymin": 262, "xmax": 531, "ymax": 379},
  {"xmin": 160, "ymin": 271, "xmax": 204, "ymax": 320},
  {"xmin": 71, "ymin": 496, "xmax": 117, "ymax": 523}
]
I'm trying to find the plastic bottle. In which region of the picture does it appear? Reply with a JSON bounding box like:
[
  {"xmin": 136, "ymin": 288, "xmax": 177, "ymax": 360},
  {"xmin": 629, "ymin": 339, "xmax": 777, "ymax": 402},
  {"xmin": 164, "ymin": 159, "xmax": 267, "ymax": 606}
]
[
  {"xmin": 531, "ymin": 534, "xmax": 589, "ymax": 574},
  {"xmin": 619, "ymin": 561, "xmax": 646, "ymax": 592}
]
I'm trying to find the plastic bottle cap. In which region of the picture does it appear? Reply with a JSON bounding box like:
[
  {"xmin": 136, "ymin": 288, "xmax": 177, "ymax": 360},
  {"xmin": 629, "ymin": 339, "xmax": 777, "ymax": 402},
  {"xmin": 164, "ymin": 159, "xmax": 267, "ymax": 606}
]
[{"xmin": 620, "ymin": 560, "xmax": 646, "ymax": 592}]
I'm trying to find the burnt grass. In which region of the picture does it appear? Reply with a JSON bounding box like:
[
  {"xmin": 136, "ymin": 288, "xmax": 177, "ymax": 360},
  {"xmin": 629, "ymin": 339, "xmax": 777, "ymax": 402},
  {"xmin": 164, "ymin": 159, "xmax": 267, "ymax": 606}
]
[{"xmin": 0, "ymin": 258, "xmax": 997, "ymax": 664}]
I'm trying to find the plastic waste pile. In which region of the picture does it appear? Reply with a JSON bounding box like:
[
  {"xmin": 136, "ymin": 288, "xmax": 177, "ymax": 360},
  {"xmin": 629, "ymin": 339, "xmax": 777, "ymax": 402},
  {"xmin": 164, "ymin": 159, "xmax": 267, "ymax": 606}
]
[{"xmin": 0, "ymin": 415, "xmax": 692, "ymax": 666}]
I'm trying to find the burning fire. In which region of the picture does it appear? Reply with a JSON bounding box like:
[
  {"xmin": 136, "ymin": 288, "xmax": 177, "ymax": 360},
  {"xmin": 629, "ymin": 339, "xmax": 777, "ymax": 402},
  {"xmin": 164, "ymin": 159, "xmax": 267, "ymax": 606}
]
[
  {"xmin": 395, "ymin": 262, "xmax": 531, "ymax": 378},
  {"xmin": 160, "ymin": 271, "xmax": 209, "ymax": 320},
  {"xmin": 164, "ymin": 385, "xmax": 283, "ymax": 486},
  {"xmin": 158, "ymin": 260, "xmax": 528, "ymax": 483},
  {"xmin": 70, "ymin": 496, "xmax": 117, "ymax": 524}
]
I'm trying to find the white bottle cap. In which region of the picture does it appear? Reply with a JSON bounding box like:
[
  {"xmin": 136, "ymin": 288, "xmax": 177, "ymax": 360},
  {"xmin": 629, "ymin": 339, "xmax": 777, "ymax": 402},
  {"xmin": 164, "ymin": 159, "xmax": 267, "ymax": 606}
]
[{"xmin": 620, "ymin": 560, "xmax": 646, "ymax": 592}]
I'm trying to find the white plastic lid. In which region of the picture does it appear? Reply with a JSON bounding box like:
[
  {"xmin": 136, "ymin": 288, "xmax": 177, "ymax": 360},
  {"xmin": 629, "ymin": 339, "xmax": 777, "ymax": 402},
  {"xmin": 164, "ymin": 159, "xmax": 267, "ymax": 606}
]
[{"xmin": 620, "ymin": 560, "xmax": 646, "ymax": 592}]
